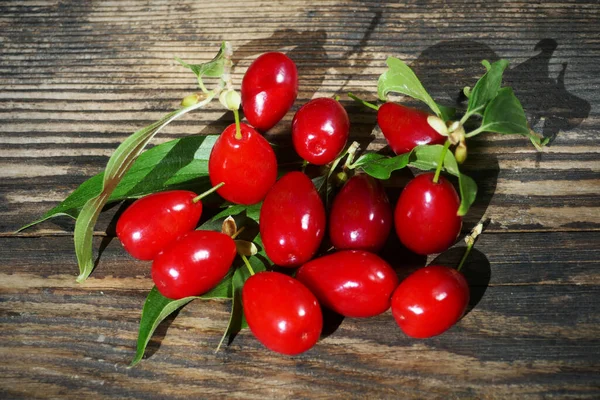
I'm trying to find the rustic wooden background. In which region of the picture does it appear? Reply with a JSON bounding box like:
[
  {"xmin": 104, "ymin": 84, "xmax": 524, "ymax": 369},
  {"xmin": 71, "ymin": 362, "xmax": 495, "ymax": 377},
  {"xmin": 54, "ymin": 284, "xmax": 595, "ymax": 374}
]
[{"xmin": 1, "ymin": 0, "xmax": 599, "ymax": 398}]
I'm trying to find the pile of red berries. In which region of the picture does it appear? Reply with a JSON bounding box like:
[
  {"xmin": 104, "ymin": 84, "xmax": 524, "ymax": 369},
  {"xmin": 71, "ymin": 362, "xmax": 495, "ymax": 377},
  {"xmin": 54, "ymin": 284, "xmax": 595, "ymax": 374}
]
[{"xmin": 117, "ymin": 52, "xmax": 473, "ymax": 356}]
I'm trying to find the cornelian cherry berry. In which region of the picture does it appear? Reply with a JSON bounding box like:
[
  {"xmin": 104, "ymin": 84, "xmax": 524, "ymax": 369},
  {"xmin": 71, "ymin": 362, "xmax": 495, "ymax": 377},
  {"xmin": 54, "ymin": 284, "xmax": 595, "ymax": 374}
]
[
  {"xmin": 242, "ymin": 271, "xmax": 322, "ymax": 355},
  {"xmin": 209, "ymin": 122, "xmax": 277, "ymax": 205},
  {"xmin": 296, "ymin": 250, "xmax": 399, "ymax": 318},
  {"xmin": 378, "ymin": 102, "xmax": 445, "ymax": 154},
  {"xmin": 292, "ymin": 97, "xmax": 350, "ymax": 165},
  {"xmin": 241, "ymin": 52, "xmax": 298, "ymax": 132},
  {"xmin": 391, "ymin": 265, "xmax": 469, "ymax": 338},
  {"xmin": 329, "ymin": 174, "xmax": 392, "ymax": 252},
  {"xmin": 394, "ymin": 172, "xmax": 462, "ymax": 255},
  {"xmin": 151, "ymin": 230, "xmax": 236, "ymax": 300},
  {"xmin": 260, "ymin": 171, "xmax": 326, "ymax": 267},
  {"xmin": 117, "ymin": 190, "xmax": 208, "ymax": 260}
]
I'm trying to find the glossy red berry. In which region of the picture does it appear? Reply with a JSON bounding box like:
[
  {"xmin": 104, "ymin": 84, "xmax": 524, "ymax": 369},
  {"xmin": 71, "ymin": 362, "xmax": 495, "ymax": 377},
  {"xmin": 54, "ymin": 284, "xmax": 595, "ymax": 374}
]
[
  {"xmin": 394, "ymin": 173, "xmax": 462, "ymax": 255},
  {"xmin": 116, "ymin": 190, "xmax": 203, "ymax": 260},
  {"xmin": 377, "ymin": 102, "xmax": 445, "ymax": 154},
  {"xmin": 329, "ymin": 174, "xmax": 392, "ymax": 252},
  {"xmin": 292, "ymin": 98, "xmax": 350, "ymax": 165},
  {"xmin": 209, "ymin": 122, "xmax": 277, "ymax": 205},
  {"xmin": 151, "ymin": 230, "xmax": 236, "ymax": 300},
  {"xmin": 242, "ymin": 271, "xmax": 323, "ymax": 355},
  {"xmin": 260, "ymin": 171, "xmax": 326, "ymax": 267},
  {"xmin": 241, "ymin": 52, "xmax": 298, "ymax": 132},
  {"xmin": 296, "ymin": 250, "xmax": 399, "ymax": 318},
  {"xmin": 391, "ymin": 265, "xmax": 469, "ymax": 338}
]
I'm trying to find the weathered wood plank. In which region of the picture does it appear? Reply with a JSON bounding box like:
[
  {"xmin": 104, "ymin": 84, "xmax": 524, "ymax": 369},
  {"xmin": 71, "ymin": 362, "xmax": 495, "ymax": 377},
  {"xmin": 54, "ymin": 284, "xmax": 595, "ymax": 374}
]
[
  {"xmin": 0, "ymin": 233, "xmax": 599, "ymax": 399},
  {"xmin": 1, "ymin": 0, "xmax": 599, "ymax": 397}
]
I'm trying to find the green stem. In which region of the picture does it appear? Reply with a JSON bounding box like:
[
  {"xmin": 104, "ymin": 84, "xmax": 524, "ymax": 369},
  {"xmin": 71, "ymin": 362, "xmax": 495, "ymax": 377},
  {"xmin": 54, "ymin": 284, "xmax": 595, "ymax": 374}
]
[
  {"xmin": 432, "ymin": 140, "xmax": 451, "ymax": 184},
  {"xmin": 301, "ymin": 159, "xmax": 309, "ymax": 173},
  {"xmin": 457, "ymin": 221, "xmax": 485, "ymax": 272},
  {"xmin": 233, "ymin": 109, "xmax": 242, "ymax": 140},
  {"xmin": 241, "ymin": 254, "xmax": 255, "ymax": 276},
  {"xmin": 459, "ymin": 105, "xmax": 484, "ymax": 126},
  {"xmin": 465, "ymin": 126, "xmax": 485, "ymax": 138},
  {"xmin": 348, "ymin": 92, "xmax": 380, "ymax": 111},
  {"xmin": 231, "ymin": 226, "xmax": 246, "ymax": 240},
  {"xmin": 456, "ymin": 242, "xmax": 473, "ymax": 273},
  {"xmin": 192, "ymin": 182, "xmax": 224, "ymax": 203}
]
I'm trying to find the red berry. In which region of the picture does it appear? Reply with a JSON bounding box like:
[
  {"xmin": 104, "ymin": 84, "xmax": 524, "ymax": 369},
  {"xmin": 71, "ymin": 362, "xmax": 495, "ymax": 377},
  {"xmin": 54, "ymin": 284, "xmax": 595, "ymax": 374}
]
[
  {"xmin": 241, "ymin": 52, "xmax": 298, "ymax": 132},
  {"xmin": 151, "ymin": 230, "xmax": 236, "ymax": 300},
  {"xmin": 377, "ymin": 102, "xmax": 445, "ymax": 154},
  {"xmin": 209, "ymin": 122, "xmax": 277, "ymax": 205},
  {"xmin": 391, "ymin": 265, "xmax": 469, "ymax": 338},
  {"xmin": 296, "ymin": 250, "xmax": 399, "ymax": 318},
  {"xmin": 242, "ymin": 271, "xmax": 322, "ymax": 355},
  {"xmin": 292, "ymin": 98, "xmax": 350, "ymax": 165},
  {"xmin": 116, "ymin": 190, "xmax": 203, "ymax": 260},
  {"xmin": 394, "ymin": 173, "xmax": 462, "ymax": 255},
  {"xmin": 329, "ymin": 174, "xmax": 392, "ymax": 252},
  {"xmin": 260, "ymin": 171, "xmax": 326, "ymax": 267}
]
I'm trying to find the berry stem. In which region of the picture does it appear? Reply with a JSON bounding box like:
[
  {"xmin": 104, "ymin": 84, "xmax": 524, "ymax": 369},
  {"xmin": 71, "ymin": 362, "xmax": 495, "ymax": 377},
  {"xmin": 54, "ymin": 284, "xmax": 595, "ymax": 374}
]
[
  {"xmin": 432, "ymin": 140, "xmax": 451, "ymax": 184},
  {"xmin": 301, "ymin": 159, "xmax": 309, "ymax": 173},
  {"xmin": 456, "ymin": 220, "xmax": 486, "ymax": 272},
  {"xmin": 233, "ymin": 109, "xmax": 242, "ymax": 140},
  {"xmin": 192, "ymin": 182, "xmax": 225, "ymax": 203},
  {"xmin": 231, "ymin": 226, "xmax": 246, "ymax": 239},
  {"xmin": 241, "ymin": 254, "xmax": 255, "ymax": 276},
  {"xmin": 348, "ymin": 92, "xmax": 380, "ymax": 111}
]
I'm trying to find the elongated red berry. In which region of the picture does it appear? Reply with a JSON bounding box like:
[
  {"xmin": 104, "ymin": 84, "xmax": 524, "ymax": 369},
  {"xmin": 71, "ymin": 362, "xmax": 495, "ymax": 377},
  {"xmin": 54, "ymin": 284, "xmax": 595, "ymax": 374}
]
[
  {"xmin": 151, "ymin": 230, "xmax": 236, "ymax": 300},
  {"xmin": 378, "ymin": 102, "xmax": 445, "ymax": 154},
  {"xmin": 209, "ymin": 122, "xmax": 277, "ymax": 205},
  {"xmin": 116, "ymin": 190, "xmax": 203, "ymax": 260},
  {"xmin": 260, "ymin": 172, "xmax": 326, "ymax": 267},
  {"xmin": 243, "ymin": 271, "xmax": 322, "ymax": 355},
  {"xmin": 391, "ymin": 265, "xmax": 469, "ymax": 338},
  {"xmin": 241, "ymin": 52, "xmax": 298, "ymax": 132},
  {"xmin": 329, "ymin": 174, "xmax": 392, "ymax": 252},
  {"xmin": 296, "ymin": 250, "xmax": 399, "ymax": 318},
  {"xmin": 292, "ymin": 97, "xmax": 350, "ymax": 165},
  {"xmin": 394, "ymin": 173, "xmax": 462, "ymax": 255}
]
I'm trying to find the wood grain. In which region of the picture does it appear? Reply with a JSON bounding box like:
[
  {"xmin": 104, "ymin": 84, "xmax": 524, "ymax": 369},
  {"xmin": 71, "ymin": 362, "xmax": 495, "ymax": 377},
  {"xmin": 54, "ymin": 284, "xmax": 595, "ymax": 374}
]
[
  {"xmin": 1, "ymin": 0, "xmax": 599, "ymax": 398},
  {"xmin": 1, "ymin": 234, "xmax": 599, "ymax": 399}
]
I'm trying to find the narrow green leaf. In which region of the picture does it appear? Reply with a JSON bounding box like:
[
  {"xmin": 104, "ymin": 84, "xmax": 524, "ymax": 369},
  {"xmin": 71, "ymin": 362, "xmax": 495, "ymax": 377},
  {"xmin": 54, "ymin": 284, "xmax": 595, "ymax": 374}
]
[
  {"xmin": 467, "ymin": 59, "xmax": 510, "ymax": 116},
  {"xmin": 75, "ymin": 94, "xmax": 217, "ymax": 282},
  {"xmin": 176, "ymin": 42, "xmax": 227, "ymax": 92},
  {"xmin": 377, "ymin": 57, "xmax": 443, "ymax": 118},
  {"xmin": 357, "ymin": 145, "xmax": 478, "ymax": 216},
  {"xmin": 479, "ymin": 87, "xmax": 530, "ymax": 135},
  {"xmin": 19, "ymin": 134, "xmax": 218, "ymax": 232},
  {"xmin": 130, "ymin": 276, "xmax": 233, "ymax": 367}
]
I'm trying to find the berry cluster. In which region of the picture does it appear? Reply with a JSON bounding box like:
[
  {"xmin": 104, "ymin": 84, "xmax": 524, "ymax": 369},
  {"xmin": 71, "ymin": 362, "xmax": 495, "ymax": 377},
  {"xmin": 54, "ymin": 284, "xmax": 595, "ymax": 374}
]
[
  {"xmin": 116, "ymin": 51, "xmax": 477, "ymax": 356},
  {"xmin": 24, "ymin": 42, "xmax": 543, "ymax": 364}
]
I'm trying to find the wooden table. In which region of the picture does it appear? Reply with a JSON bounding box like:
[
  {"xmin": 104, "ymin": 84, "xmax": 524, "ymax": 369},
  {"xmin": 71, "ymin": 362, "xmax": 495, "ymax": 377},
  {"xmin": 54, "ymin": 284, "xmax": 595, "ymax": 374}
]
[{"xmin": 1, "ymin": 1, "xmax": 599, "ymax": 398}]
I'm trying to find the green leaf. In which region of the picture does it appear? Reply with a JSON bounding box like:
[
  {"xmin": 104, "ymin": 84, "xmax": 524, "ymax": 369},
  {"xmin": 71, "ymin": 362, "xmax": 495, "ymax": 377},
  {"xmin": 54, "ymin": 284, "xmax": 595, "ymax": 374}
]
[
  {"xmin": 356, "ymin": 145, "xmax": 478, "ymax": 216},
  {"xmin": 75, "ymin": 93, "xmax": 218, "ymax": 283},
  {"xmin": 353, "ymin": 152, "xmax": 410, "ymax": 180},
  {"xmin": 130, "ymin": 277, "xmax": 233, "ymax": 367},
  {"xmin": 19, "ymin": 134, "xmax": 218, "ymax": 232},
  {"xmin": 438, "ymin": 104, "xmax": 456, "ymax": 122},
  {"xmin": 467, "ymin": 59, "xmax": 510, "ymax": 116},
  {"xmin": 211, "ymin": 202, "xmax": 262, "ymax": 224},
  {"xmin": 176, "ymin": 42, "xmax": 228, "ymax": 92},
  {"xmin": 377, "ymin": 57, "xmax": 443, "ymax": 118},
  {"xmin": 479, "ymin": 87, "xmax": 530, "ymax": 136}
]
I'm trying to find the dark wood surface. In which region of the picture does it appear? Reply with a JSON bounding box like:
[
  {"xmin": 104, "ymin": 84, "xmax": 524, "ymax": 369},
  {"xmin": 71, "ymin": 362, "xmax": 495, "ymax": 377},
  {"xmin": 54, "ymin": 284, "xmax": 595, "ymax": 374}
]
[{"xmin": 1, "ymin": 1, "xmax": 599, "ymax": 398}]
